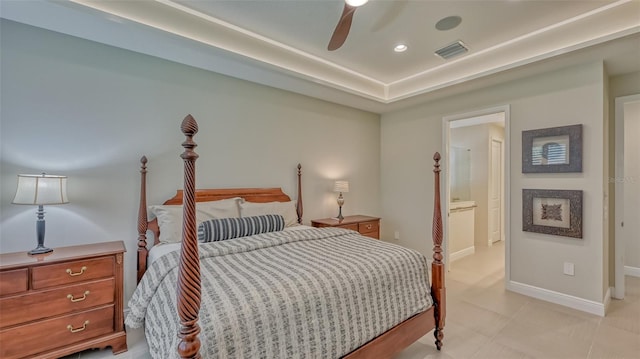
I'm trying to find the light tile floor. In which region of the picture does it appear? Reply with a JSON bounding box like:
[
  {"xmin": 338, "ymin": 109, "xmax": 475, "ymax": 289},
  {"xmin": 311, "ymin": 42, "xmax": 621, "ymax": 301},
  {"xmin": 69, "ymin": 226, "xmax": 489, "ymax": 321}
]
[
  {"xmin": 395, "ymin": 241, "xmax": 640, "ymax": 359},
  {"xmin": 67, "ymin": 241, "xmax": 640, "ymax": 358}
]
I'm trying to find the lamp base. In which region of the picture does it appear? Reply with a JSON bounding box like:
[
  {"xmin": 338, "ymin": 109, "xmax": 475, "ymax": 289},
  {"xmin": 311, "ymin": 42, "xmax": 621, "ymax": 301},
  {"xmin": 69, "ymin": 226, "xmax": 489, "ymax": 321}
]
[
  {"xmin": 336, "ymin": 205, "xmax": 344, "ymax": 221},
  {"xmin": 28, "ymin": 246, "xmax": 53, "ymax": 255}
]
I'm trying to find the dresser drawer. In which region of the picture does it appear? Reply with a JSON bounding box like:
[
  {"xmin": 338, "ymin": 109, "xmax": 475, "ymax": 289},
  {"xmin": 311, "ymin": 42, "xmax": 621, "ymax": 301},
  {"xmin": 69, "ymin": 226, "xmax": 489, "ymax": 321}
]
[
  {"xmin": 358, "ymin": 220, "xmax": 379, "ymax": 235},
  {"xmin": 0, "ymin": 277, "xmax": 115, "ymax": 328},
  {"xmin": 0, "ymin": 305, "xmax": 115, "ymax": 359},
  {"xmin": 0, "ymin": 269, "xmax": 28, "ymax": 296},
  {"xmin": 32, "ymin": 257, "xmax": 114, "ymax": 290},
  {"xmin": 338, "ymin": 223, "xmax": 359, "ymax": 231},
  {"xmin": 359, "ymin": 231, "xmax": 379, "ymax": 239}
]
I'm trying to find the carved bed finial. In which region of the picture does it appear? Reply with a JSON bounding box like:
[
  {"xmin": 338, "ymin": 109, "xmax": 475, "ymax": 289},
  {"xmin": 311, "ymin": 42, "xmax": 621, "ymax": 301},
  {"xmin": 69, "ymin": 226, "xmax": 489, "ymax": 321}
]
[
  {"xmin": 296, "ymin": 164, "xmax": 303, "ymax": 224},
  {"xmin": 137, "ymin": 156, "xmax": 149, "ymax": 283},
  {"xmin": 177, "ymin": 115, "xmax": 202, "ymax": 358},
  {"xmin": 181, "ymin": 114, "xmax": 199, "ymax": 136},
  {"xmin": 181, "ymin": 115, "xmax": 199, "ymax": 162}
]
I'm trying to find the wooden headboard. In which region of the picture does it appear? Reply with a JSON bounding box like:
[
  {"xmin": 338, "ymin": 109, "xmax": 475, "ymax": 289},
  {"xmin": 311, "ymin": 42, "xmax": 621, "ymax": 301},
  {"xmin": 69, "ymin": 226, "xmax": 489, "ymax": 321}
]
[
  {"xmin": 164, "ymin": 187, "xmax": 293, "ymax": 205},
  {"xmin": 136, "ymin": 157, "xmax": 303, "ymax": 283}
]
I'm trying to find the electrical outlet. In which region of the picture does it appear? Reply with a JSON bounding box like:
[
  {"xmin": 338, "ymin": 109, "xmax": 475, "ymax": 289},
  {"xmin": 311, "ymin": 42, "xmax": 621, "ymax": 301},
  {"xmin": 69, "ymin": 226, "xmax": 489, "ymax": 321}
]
[
  {"xmin": 563, "ymin": 262, "xmax": 575, "ymax": 276},
  {"xmin": 394, "ymin": 231, "xmax": 400, "ymax": 240}
]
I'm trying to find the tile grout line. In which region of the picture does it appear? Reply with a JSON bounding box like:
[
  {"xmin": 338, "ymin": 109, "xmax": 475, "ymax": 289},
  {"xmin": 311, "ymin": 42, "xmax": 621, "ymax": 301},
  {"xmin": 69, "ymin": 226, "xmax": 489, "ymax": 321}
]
[
  {"xmin": 460, "ymin": 289, "xmax": 533, "ymax": 358},
  {"xmin": 584, "ymin": 315, "xmax": 604, "ymax": 359}
]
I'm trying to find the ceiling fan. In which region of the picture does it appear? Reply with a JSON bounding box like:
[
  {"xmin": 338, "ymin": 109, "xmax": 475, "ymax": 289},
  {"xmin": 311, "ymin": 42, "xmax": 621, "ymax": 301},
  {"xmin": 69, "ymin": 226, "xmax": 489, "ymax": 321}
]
[{"xmin": 327, "ymin": 0, "xmax": 369, "ymax": 51}]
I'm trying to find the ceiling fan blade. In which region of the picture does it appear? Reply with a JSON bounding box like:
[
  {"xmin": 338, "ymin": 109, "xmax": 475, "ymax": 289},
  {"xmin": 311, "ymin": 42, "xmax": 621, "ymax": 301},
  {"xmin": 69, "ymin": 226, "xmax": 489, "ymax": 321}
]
[{"xmin": 328, "ymin": 4, "xmax": 357, "ymax": 51}]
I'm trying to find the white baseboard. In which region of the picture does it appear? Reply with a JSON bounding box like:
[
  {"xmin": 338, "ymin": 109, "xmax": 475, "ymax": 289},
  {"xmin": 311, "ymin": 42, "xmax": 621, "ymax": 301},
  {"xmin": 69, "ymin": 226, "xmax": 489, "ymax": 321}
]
[
  {"xmin": 624, "ymin": 266, "xmax": 640, "ymax": 278},
  {"xmin": 507, "ymin": 280, "xmax": 606, "ymax": 317},
  {"xmin": 450, "ymin": 246, "xmax": 475, "ymax": 262}
]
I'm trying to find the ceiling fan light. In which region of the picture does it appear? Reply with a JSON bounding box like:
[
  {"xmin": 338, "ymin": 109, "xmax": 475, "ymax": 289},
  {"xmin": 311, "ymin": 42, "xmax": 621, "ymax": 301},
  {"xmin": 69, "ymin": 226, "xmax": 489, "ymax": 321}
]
[
  {"xmin": 345, "ymin": 0, "xmax": 369, "ymax": 7},
  {"xmin": 394, "ymin": 44, "xmax": 408, "ymax": 53}
]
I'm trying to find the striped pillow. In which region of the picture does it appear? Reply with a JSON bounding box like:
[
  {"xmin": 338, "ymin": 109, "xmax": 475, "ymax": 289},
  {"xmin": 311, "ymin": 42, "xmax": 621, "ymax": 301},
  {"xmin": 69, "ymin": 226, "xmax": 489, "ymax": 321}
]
[{"xmin": 197, "ymin": 214, "xmax": 285, "ymax": 242}]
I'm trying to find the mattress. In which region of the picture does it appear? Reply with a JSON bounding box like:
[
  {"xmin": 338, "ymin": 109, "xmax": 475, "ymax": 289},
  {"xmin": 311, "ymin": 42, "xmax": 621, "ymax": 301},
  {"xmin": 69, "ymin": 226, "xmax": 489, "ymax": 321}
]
[{"xmin": 127, "ymin": 227, "xmax": 432, "ymax": 358}]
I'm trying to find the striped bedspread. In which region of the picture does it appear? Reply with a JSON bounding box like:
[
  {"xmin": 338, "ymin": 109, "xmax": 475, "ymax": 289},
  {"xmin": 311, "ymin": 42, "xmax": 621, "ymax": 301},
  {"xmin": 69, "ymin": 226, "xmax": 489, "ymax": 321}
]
[{"xmin": 126, "ymin": 228, "xmax": 432, "ymax": 359}]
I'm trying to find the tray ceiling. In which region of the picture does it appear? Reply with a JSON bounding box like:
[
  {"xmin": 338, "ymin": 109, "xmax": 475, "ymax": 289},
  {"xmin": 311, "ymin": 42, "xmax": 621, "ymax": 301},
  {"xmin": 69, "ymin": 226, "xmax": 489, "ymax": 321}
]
[{"xmin": 2, "ymin": 0, "xmax": 639, "ymax": 112}]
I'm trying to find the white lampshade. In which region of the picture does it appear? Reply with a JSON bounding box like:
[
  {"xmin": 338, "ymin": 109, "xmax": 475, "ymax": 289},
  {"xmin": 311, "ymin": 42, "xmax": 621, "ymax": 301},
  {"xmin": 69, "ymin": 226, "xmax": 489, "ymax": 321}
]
[
  {"xmin": 345, "ymin": 0, "xmax": 369, "ymax": 7},
  {"xmin": 334, "ymin": 181, "xmax": 349, "ymax": 193},
  {"xmin": 13, "ymin": 174, "xmax": 69, "ymax": 205}
]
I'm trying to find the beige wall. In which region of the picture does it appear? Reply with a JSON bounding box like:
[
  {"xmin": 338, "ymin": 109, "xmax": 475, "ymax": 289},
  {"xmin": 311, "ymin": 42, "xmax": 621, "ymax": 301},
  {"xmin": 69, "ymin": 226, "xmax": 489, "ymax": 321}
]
[
  {"xmin": 382, "ymin": 61, "xmax": 608, "ymax": 304},
  {"xmin": 0, "ymin": 20, "xmax": 381, "ymax": 303},
  {"xmin": 610, "ymin": 72, "xmax": 640, "ymax": 96}
]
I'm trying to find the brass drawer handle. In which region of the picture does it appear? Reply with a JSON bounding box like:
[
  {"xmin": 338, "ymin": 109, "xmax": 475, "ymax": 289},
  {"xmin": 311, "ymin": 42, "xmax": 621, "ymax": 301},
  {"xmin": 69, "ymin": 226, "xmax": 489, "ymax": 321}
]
[
  {"xmin": 67, "ymin": 320, "xmax": 89, "ymax": 333},
  {"xmin": 66, "ymin": 266, "xmax": 87, "ymax": 277},
  {"xmin": 67, "ymin": 290, "xmax": 90, "ymax": 302},
  {"xmin": 366, "ymin": 224, "xmax": 373, "ymax": 230}
]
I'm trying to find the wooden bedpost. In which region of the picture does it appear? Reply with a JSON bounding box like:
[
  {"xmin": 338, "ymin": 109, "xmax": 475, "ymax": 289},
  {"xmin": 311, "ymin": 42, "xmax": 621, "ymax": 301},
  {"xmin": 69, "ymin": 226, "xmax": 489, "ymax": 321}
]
[
  {"xmin": 431, "ymin": 152, "xmax": 446, "ymax": 350},
  {"xmin": 177, "ymin": 115, "xmax": 202, "ymax": 359},
  {"xmin": 137, "ymin": 156, "xmax": 149, "ymax": 284},
  {"xmin": 296, "ymin": 163, "xmax": 303, "ymax": 224}
]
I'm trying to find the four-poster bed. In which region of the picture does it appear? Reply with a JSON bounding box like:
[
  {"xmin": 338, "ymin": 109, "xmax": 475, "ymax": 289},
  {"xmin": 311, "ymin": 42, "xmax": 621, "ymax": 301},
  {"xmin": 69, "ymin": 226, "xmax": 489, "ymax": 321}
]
[{"xmin": 127, "ymin": 115, "xmax": 445, "ymax": 358}]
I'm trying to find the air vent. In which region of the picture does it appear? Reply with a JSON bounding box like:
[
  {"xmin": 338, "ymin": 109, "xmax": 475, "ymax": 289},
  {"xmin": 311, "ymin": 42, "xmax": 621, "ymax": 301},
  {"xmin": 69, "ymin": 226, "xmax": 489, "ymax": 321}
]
[{"xmin": 435, "ymin": 40, "xmax": 468, "ymax": 60}]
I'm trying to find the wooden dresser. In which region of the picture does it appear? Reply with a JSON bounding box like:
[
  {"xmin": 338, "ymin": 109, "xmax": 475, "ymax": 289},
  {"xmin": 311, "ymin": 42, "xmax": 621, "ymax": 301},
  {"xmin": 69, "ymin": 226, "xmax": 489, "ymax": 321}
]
[
  {"xmin": 0, "ymin": 241, "xmax": 127, "ymax": 358},
  {"xmin": 311, "ymin": 215, "xmax": 381, "ymax": 239}
]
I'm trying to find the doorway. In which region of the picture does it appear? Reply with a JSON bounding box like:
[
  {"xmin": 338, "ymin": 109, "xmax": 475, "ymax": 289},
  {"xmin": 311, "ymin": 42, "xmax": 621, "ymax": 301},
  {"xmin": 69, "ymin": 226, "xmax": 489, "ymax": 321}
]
[
  {"xmin": 443, "ymin": 105, "xmax": 510, "ymax": 281},
  {"xmin": 614, "ymin": 94, "xmax": 640, "ymax": 299}
]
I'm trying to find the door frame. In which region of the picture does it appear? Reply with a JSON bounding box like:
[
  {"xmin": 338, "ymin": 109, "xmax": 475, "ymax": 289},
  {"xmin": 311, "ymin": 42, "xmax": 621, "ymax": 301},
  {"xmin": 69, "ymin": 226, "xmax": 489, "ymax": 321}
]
[
  {"xmin": 442, "ymin": 105, "xmax": 510, "ymax": 279},
  {"xmin": 614, "ymin": 93, "xmax": 640, "ymax": 299}
]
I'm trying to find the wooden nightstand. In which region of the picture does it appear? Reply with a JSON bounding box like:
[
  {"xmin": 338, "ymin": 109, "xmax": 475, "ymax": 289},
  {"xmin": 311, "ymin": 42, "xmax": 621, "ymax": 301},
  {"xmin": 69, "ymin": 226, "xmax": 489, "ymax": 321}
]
[
  {"xmin": 0, "ymin": 241, "xmax": 127, "ymax": 359},
  {"xmin": 311, "ymin": 215, "xmax": 381, "ymax": 239}
]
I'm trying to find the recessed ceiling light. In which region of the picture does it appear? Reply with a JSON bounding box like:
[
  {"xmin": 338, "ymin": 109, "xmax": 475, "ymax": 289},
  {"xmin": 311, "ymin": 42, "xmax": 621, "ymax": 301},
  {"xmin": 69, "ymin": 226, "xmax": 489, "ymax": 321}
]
[
  {"xmin": 435, "ymin": 16, "xmax": 462, "ymax": 31},
  {"xmin": 345, "ymin": 0, "xmax": 369, "ymax": 7},
  {"xmin": 394, "ymin": 44, "xmax": 408, "ymax": 53}
]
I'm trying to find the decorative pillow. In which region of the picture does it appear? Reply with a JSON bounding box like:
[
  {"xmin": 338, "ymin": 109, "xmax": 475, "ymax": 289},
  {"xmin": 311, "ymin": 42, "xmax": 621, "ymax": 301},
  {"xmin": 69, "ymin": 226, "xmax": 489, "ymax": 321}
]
[
  {"xmin": 198, "ymin": 214, "xmax": 285, "ymax": 242},
  {"xmin": 239, "ymin": 200, "xmax": 299, "ymax": 227},
  {"xmin": 149, "ymin": 197, "xmax": 242, "ymax": 244}
]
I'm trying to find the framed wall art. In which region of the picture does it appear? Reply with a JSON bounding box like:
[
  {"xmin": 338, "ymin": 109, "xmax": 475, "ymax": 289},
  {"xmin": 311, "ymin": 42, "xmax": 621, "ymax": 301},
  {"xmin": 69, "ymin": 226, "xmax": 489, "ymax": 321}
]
[
  {"xmin": 523, "ymin": 189, "xmax": 583, "ymax": 238},
  {"xmin": 522, "ymin": 124, "xmax": 582, "ymax": 173}
]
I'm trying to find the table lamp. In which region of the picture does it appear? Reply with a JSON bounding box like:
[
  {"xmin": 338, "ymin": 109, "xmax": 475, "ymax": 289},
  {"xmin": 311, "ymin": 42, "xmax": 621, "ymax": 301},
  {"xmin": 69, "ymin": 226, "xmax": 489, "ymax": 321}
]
[
  {"xmin": 13, "ymin": 173, "xmax": 69, "ymax": 255},
  {"xmin": 333, "ymin": 180, "xmax": 349, "ymax": 221}
]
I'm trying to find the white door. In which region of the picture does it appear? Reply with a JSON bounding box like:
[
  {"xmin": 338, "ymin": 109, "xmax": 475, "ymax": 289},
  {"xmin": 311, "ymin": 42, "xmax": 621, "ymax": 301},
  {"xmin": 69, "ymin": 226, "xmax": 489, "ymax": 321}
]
[{"xmin": 489, "ymin": 138, "xmax": 503, "ymax": 244}]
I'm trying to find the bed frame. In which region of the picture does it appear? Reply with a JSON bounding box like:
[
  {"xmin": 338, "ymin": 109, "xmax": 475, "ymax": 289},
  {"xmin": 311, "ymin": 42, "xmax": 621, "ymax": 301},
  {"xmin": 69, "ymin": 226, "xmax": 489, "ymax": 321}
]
[{"xmin": 136, "ymin": 115, "xmax": 445, "ymax": 358}]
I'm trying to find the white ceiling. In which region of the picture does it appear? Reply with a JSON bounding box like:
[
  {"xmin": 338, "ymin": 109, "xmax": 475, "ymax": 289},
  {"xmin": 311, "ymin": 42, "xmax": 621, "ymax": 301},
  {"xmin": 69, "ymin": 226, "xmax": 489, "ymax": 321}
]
[{"xmin": 2, "ymin": 0, "xmax": 639, "ymax": 113}]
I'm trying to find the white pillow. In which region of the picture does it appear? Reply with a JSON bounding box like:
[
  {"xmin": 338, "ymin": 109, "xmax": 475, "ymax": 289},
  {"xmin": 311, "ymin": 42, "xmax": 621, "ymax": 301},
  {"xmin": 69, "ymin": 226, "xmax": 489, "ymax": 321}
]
[
  {"xmin": 150, "ymin": 198, "xmax": 241, "ymax": 244},
  {"xmin": 240, "ymin": 200, "xmax": 299, "ymax": 227}
]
